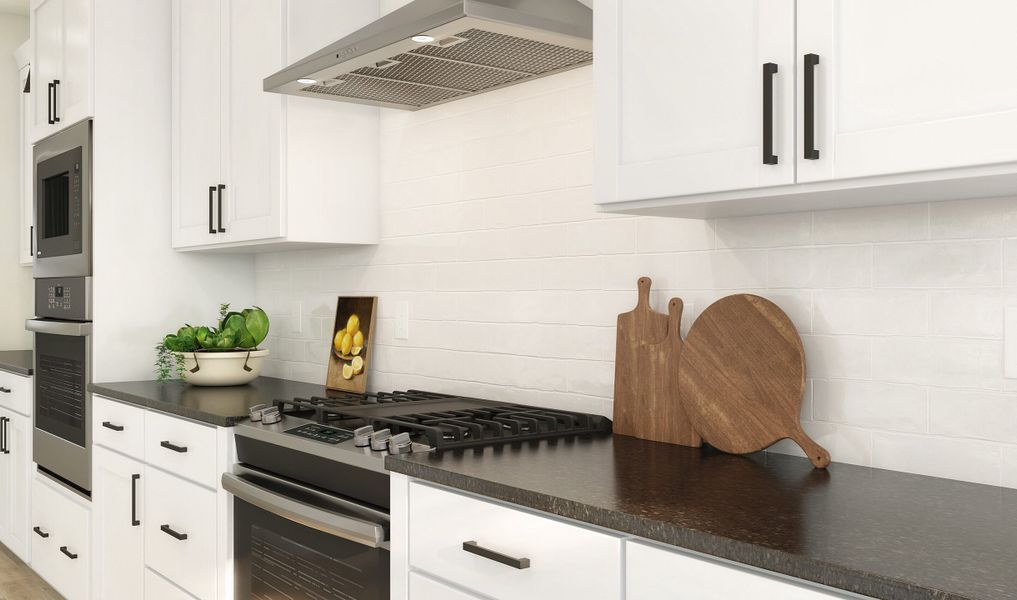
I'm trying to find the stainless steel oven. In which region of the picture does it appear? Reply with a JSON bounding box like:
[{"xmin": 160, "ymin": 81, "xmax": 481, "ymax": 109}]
[
  {"xmin": 27, "ymin": 276, "xmax": 93, "ymax": 495},
  {"xmin": 34, "ymin": 119, "xmax": 91, "ymax": 279}
]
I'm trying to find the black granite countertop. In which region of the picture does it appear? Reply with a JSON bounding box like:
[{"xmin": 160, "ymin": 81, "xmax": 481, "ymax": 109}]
[
  {"xmin": 89, "ymin": 377, "xmax": 329, "ymax": 426},
  {"xmin": 386, "ymin": 434, "xmax": 1017, "ymax": 600},
  {"xmin": 0, "ymin": 350, "xmax": 33, "ymax": 376}
]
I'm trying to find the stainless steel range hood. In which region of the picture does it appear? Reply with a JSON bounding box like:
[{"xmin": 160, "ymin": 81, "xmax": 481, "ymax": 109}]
[{"xmin": 264, "ymin": 0, "xmax": 592, "ymax": 111}]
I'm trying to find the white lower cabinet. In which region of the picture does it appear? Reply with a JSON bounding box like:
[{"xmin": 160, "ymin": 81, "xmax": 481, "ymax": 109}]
[
  {"xmin": 0, "ymin": 408, "xmax": 31, "ymax": 562},
  {"xmin": 408, "ymin": 482, "xmax": 623, "ymax": 600},
  {"xmin": 409, "ymin": 572, "xmax": 483, "ymax": 600},
  {"xmin": 31, "ymin": 472, "xmax": 91, "ymax": 600},
  {"xmin": 92, "ymin": 446, "xmax": 145, "ymax": 600},
  {"xmin": 626, "ymin": 540, "xmax": 861, "ymax": 599},
  {"xmin": 147, "ymin": 568, "xmax": 200, "ymax": 600}
]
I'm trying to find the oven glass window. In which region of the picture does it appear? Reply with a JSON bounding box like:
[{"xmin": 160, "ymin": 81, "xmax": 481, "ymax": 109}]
[
  {"xmin": 43, "ymin": 172, "xmax": 71, "ymax": 239},
  {"xmin": 35, "ymin": 333, "xmax": 87, "ymax": 447},
  {"xmin": 235, "ymin": 498, "xmax": 389, "ymax": 600}
]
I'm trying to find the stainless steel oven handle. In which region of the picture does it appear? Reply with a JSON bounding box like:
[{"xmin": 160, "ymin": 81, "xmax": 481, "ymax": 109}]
[
  {"xmin": 25, "ymin": 319, "xmax": 92, "ymax": 337},
  {"xmin": 222, "ymin": 471, "xmax": 388, "ymax": 549}
]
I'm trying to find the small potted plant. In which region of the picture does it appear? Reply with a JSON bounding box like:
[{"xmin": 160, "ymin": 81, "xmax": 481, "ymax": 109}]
[{"xmin": 155, "ymin": 304, "xmax": 271, "ymax": 386}]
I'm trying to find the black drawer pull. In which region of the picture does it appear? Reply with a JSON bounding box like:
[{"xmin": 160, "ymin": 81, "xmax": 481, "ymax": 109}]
[
  {"xmin": 803, "ymin": 53, "xmax": 820, "ymax": 160},
  {"xmin": 762, "ymin": 62, "xmax": 778, "ymax": 165},
  {"xmin": 102, "ymin": 421, "xmax": 124, "ymax": 432},
  {"xmin": 0, "ymin": 387, "xmax": 10, "ymax": 393},
  {"xmin": 59, "ymin": 546, "xmax": 77, "ymax": 559},
  {"xmin": 462, "ymin": 540, "xmax": 530, "ymax": 570},
  {"xmin": 131, "ymin": 474, "xmax": 141, "ymax": 527},
  {"xmin": 33, "ymin": 526, "xmax": 49, "ymax": 539},
  {"xmin": 160, "ymin": 440, "xmax": 188, "ymax": 453},
  {"xmin": 160, "ymin": 524, "xmax": 188, "ymax": 541}
]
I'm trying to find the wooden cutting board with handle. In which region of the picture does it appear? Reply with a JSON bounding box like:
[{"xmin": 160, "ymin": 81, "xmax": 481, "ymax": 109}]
[
  {"xmin": 678, "ymin": 294, "xmax": 830, "ymax": 468},
  {"xmin": 614, "ymin": 278, "xmax": 701, "ymax": 446}
]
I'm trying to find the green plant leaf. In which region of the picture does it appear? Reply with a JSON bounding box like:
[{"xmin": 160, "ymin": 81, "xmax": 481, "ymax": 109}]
[{"xmin": 242, "ymin": 307, "xmax": 270, "ymax": 347}]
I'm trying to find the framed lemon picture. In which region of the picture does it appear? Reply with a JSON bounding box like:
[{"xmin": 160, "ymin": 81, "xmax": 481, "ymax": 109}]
[{"xmin": 326, "ymin": 296, "xmax": 377, "ymax": 394}]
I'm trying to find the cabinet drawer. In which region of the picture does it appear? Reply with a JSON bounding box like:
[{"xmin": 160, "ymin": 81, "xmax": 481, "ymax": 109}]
[
  {"xmin": 146, "ymin": 567, "xmax": 200, "ymax": 600},
  {"xmin": 0, "ymin": 370, "xmax": 31, "ymax": 415},
  {"xmin": 144, "ymin": 467, "xmax": 217, "ymax": 600},
  {"xmin": 93, "ymin": 395, "xmax": 146, "ymax": 456},
  {"xmin": 409, "ymin": 572, "xmax": 484, "ymax": 600},
  {"xmin": 626, "ymin": 541, "xmax": 861, "ymax": 599},
  {"xmin": 409, "ymin": 483, "xmax": 623, "ymax": 600},
  {"xmin": 31, "ymin": 474, "xmax": 91, "ymax": 600},
  {"xmin": 144, "ymin": 410, "xmax": 218, "ymax": 488}
]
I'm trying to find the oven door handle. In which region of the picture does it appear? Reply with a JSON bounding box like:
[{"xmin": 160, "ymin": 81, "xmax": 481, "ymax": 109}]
[
  {"xmin": 25, "ymin": 319, "xmax": 92, "ymax": 337},
  {"xmin": 222, "ymin": 471, "xmax": 389, "ymax": 549}
]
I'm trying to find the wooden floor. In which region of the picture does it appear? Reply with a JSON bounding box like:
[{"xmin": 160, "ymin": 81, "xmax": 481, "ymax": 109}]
[{"xmin": 0, "ymin": 544, "xmax": 61, "ymax": 600}]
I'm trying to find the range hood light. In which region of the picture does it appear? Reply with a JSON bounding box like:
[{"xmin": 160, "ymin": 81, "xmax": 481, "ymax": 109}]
[
  {"xmin": 411, "ymin": 34, "xmax": 435, "ymax": 43},
  {"xmin": 297, "ymin": 78, "xmax": 317, "ymax": 85}
]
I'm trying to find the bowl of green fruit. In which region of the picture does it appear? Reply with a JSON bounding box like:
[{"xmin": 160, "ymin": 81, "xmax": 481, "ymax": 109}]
[{"xmin": 156, "ymin": 304, "xmax": 271, "ymax": 386}]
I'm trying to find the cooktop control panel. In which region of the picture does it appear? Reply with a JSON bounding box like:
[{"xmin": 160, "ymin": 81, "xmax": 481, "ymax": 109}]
[{"xmin": 285, "ymin": 423, "xmax": 354, "ymax": 444}]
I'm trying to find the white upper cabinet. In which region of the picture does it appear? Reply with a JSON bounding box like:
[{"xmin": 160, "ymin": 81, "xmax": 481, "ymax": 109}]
[
  {"xmin": 29, "ymin": 0, "xmax": 93, "ymax": 143},
  {"xmin": 172, "ymin": 0, "xmax": 380, "ymax": 251},
  {"xmin": 17, "ymin": 50, "xmax": 33, "ymax": 267},
  {"xmin": 796, "ymin": 0, "xmax": 1017, "ymax": 182},
  {"xmin": 597, "ymin": 0, "xmax": 795, "ymax": 202},
  {"xmin": 596, "ymin": 0, "xmax": 1017, "ymax": 217}
]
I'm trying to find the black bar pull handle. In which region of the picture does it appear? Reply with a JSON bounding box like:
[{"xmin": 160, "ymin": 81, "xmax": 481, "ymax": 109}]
[
  {"xmin": 47, "ymin": 82, "xmax": 54, "ymax": 125},
  {"xmin": 33, "ymin": 526, "xmax": 49, "ymax": 539},
  {"xmin": 30, "ymin": 225, "xmax": 33, "ymax": 258},
  {"xmin": 762, "ymin": 62, "xmax": 778, "ymax": 165},
  {"xmin": 59, "ymin": 546, "xmax": 78, "ymax": 560},
  {"xmin": 462, "ymin": 540, "xmax": 530, "ymax": 570},
  {"xmin": 208, "ymin": 186, "xmax": 217, "ymax": 234},
  {"xmin": 0, "ymin": 387, "xmax": 10, "ymax": 393},
  {"xmin": 0, "ymin": 416, "xmax": 7, "ymax": 454},
  {"xmin": 131, "ymin": 474, "xmax": 141, "ymax": 527},
  {"xmin": 160, "ymin": 440, "xmax": 188, "ymax": 453},
  {"xmin": 160, "ymin": 524, "xmax": 188, "ymax": 541},
  {"xmin": 217, "ymin": 184, "xmax": 226, "ymax": 233},
  {"xmin": 804, "ymin": 53, "xmax": 820, "ymax": 160},
  {"xmin": 101, "ymin": 421, "xmax": 124, "ymax": 432},
  {"xmin": 52, "ymin": 80, "xmax": 60, "ymax": 123}
]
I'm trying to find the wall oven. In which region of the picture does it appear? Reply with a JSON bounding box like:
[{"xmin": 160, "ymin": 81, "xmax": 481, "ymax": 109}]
[{"xmin": 34, "ymin": 119, "xmax": 91, "ymax": 279}]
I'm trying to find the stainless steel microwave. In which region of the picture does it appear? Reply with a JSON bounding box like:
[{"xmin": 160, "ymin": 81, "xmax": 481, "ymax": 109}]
[{"xmin": 33, "ymin": 120, "xmax": 92, "ymax": 279}]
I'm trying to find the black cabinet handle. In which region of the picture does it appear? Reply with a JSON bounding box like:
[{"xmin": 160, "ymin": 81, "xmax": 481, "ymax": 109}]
[
  {"xmin": 803, "ymin": 53, "xmax": 820, "ymax": 160},
  {"xmin": 217, "ymin": 184, "xmax": 226, "ymax": 233},
  {"xmin": 52, "ymin": 80, "xmax": 60, "ymax": 123},
  {"xmin": 59, "ymin": 546, "xmax": 77, "ymax": 560},
  {"xmin": 762, "ymin": 62, "xmax": 778, "ymax": 165},
  {"xmin": 101, "ymin": 421, "xmax": 124, "ymax": 432},
  {"xmin": 33, "ymin": 526, "xmax": 49, "ymax": 539},
  {"xmin": 160, "ymin": 524, "xmax": 188, "ymax": 541},
  {"xmin": 47, "ymin": 82, "xmax": 54, "ymax": 125},
  {"xmin": 462, "ymin": 540, "xmax": 530, "ymax": 570},
  {"xmin": 29, "ymin": 225, "xmax": 33, "ymax": 258},
  {"xmin": 208, "ymin": 186, "xmax": 217, "ymax": 234},
  {"xmin": 0, "ymin": 387, "xmax": 10, "ymax": 393},
  {"xmin": 131, "ymin": 474, "xmax": 141, "ymax": 527},
  {"xmin": 160, "ymin": 440, "xmax": 188, "ymax": 453},
  {"xmin": 0, "ymin": 416, "xmax": 8, "ymax": 454}
]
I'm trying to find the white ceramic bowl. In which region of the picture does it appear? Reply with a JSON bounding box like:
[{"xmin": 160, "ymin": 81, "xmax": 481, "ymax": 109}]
[{"xmin": 175, "ymin": 349, "xmax": 269, "ymax": 386}]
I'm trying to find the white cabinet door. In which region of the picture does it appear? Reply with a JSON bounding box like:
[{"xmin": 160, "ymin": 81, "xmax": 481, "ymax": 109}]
[
  {"xmin": 797, "ymin": 0, "xmax": 1017, "ymax": 183},
  {"xmin": 0, "ymin": 409, "xmax": 29, "ymax": 563},
  {"xmin": 93, "ymin": 446, "xmax": 146, "ymax": 600},
  {"xmin": 172, "ymin": 0, "xmax": 225, "ymax": 248},
  {"xmin": 30, "ymin": 0, "xmax": 62, "ymax": 142},
  {"xmin": 223, "ymin": 0, "xmax": 284, "ymax": 243},
  {"xmin": 18, "ymin": 63, "xmax": 34, "ymax": 266},
  {"xmin": 626, "ymin": 541, "xmax": 860, "ymax": 600},
  {"xmin": 58, "ymin": 0, "xmax": 92, "ymax": 126},
  {"xmin": 0, "ymin": 410, "xmax": 11, "ymax": 551},
  {"xmin": 409, "ymin": 572, "xmax": 484, "ymax": 600},
  {"xmin": 596, "ymin": 0, "xmax": 795, "ymax": 204}
]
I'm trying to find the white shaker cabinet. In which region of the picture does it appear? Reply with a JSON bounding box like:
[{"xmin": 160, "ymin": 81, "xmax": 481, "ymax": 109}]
[
  {"xmin": 16, "ymin": 47, "xmax": 33, "ymax": 267},
  {"xmin": 596, "ymin": 0, "xmax": 1017, "ymax": 218},
  {"xmin": 172, "ymin": 0, "xmax": 380, "ymax": 251},
  {"xmin": 0, "ymin": 410, "xmax": 32, "ymax": 562},
  {"xmin": 29, "ymin": 0, "xmax": 93, "ymax": 143},
  {"xmin": 92, "ymin": 446, "xmax": 146, "ymax": 600}
]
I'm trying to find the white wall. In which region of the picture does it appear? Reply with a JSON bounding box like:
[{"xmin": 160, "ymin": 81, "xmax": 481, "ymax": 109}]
[
  {"xmin": 0, "ymin": 14, "xmax": 32, "ymax": 351},
  {"xmin": 91, "ymin": 0, "xmax": 254, "ymax": 381},
  {"xmin": 255, "ymin": 65, "xmax": 1017, "ymax": 490}
]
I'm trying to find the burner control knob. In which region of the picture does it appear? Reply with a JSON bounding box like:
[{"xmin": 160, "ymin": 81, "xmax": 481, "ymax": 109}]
[
  {"xmin": 353, "ymin": 425, "xmax": 374, "ymax": 447},
  {"xmin": 369, "ymin": 429, "xmax": 392, "ymax": 452},
  {"xmin": 388, "ymin": 432, "xmax": 413, "ymax": 455},
  {"xmin": 248, "ymin": 404, "xmax": 268, "ymax": 422},
  {"xmin": 260, "ymin": 407, "xmax": 282, "ymax": 425}
]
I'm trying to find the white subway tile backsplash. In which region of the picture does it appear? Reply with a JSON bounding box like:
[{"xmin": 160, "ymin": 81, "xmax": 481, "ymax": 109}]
[{"xmin": 256, "ymin": 67, "xmax": 1017, "ymax": 489}]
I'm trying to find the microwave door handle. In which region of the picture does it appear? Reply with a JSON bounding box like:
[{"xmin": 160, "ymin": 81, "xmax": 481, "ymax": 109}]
[
  {"xmin": 25, "ymin": 320, "xmax": 93, "ymax": 337},
  {"xmin": 221, "ymin": 472, "xmax": 389, "ymax": 549}
]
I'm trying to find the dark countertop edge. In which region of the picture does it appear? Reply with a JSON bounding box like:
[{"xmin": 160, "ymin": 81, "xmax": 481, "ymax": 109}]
[
  {"xmin": 386, "ymin": 458, "xmax": 964, "ymax": 600},
  {"xmin": 0, "ymin": 364, "xmax": 33, "ymax": 377},
  {"xmin": 0, "ymin": 351, "xmax": 34, "ymax": 376},
  {"xmin": 87, "ymin": 383, "xmax": 244, "ymax": 427}
]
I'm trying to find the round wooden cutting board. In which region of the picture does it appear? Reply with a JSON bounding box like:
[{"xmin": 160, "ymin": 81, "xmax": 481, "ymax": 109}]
[{"xmin": 678, "ymin": 294, "xmax": 830, "ymax": 468}]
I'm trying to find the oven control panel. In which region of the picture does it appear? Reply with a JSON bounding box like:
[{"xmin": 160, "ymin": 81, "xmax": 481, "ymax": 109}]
[
  {"xmin": 35, "ymin": 277, "xmax": 92, "ymax": 321},
  {"xmin": 284, "ymin": 423, "xmax": 354, "ymax": 445}
]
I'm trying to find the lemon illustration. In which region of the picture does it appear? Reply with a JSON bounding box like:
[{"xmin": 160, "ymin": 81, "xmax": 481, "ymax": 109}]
[
  {"xmin": 340, "ymin": 332, "xmax": 353, "ymax": 356},
  {"xmin": 333, "ymin": 328, "xmax": 346, "ymax": 352},
  {"xmin": 351, "ymin": 346, "xmax": 362, "ymax": 356},
  {"xmin": 347, "ymin": 314, "xmax": 360, "ymax": 336},
  {"xmin": 353, "ymin": 330, "xmax": 364, "ymax": 347},
  {"xmin": 342, "ymin": 363, "xmax": 354, "ymax": 380},
  {"xmin": 352, "ymin": 356, "xmax": 364, "ymax": 375}
]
